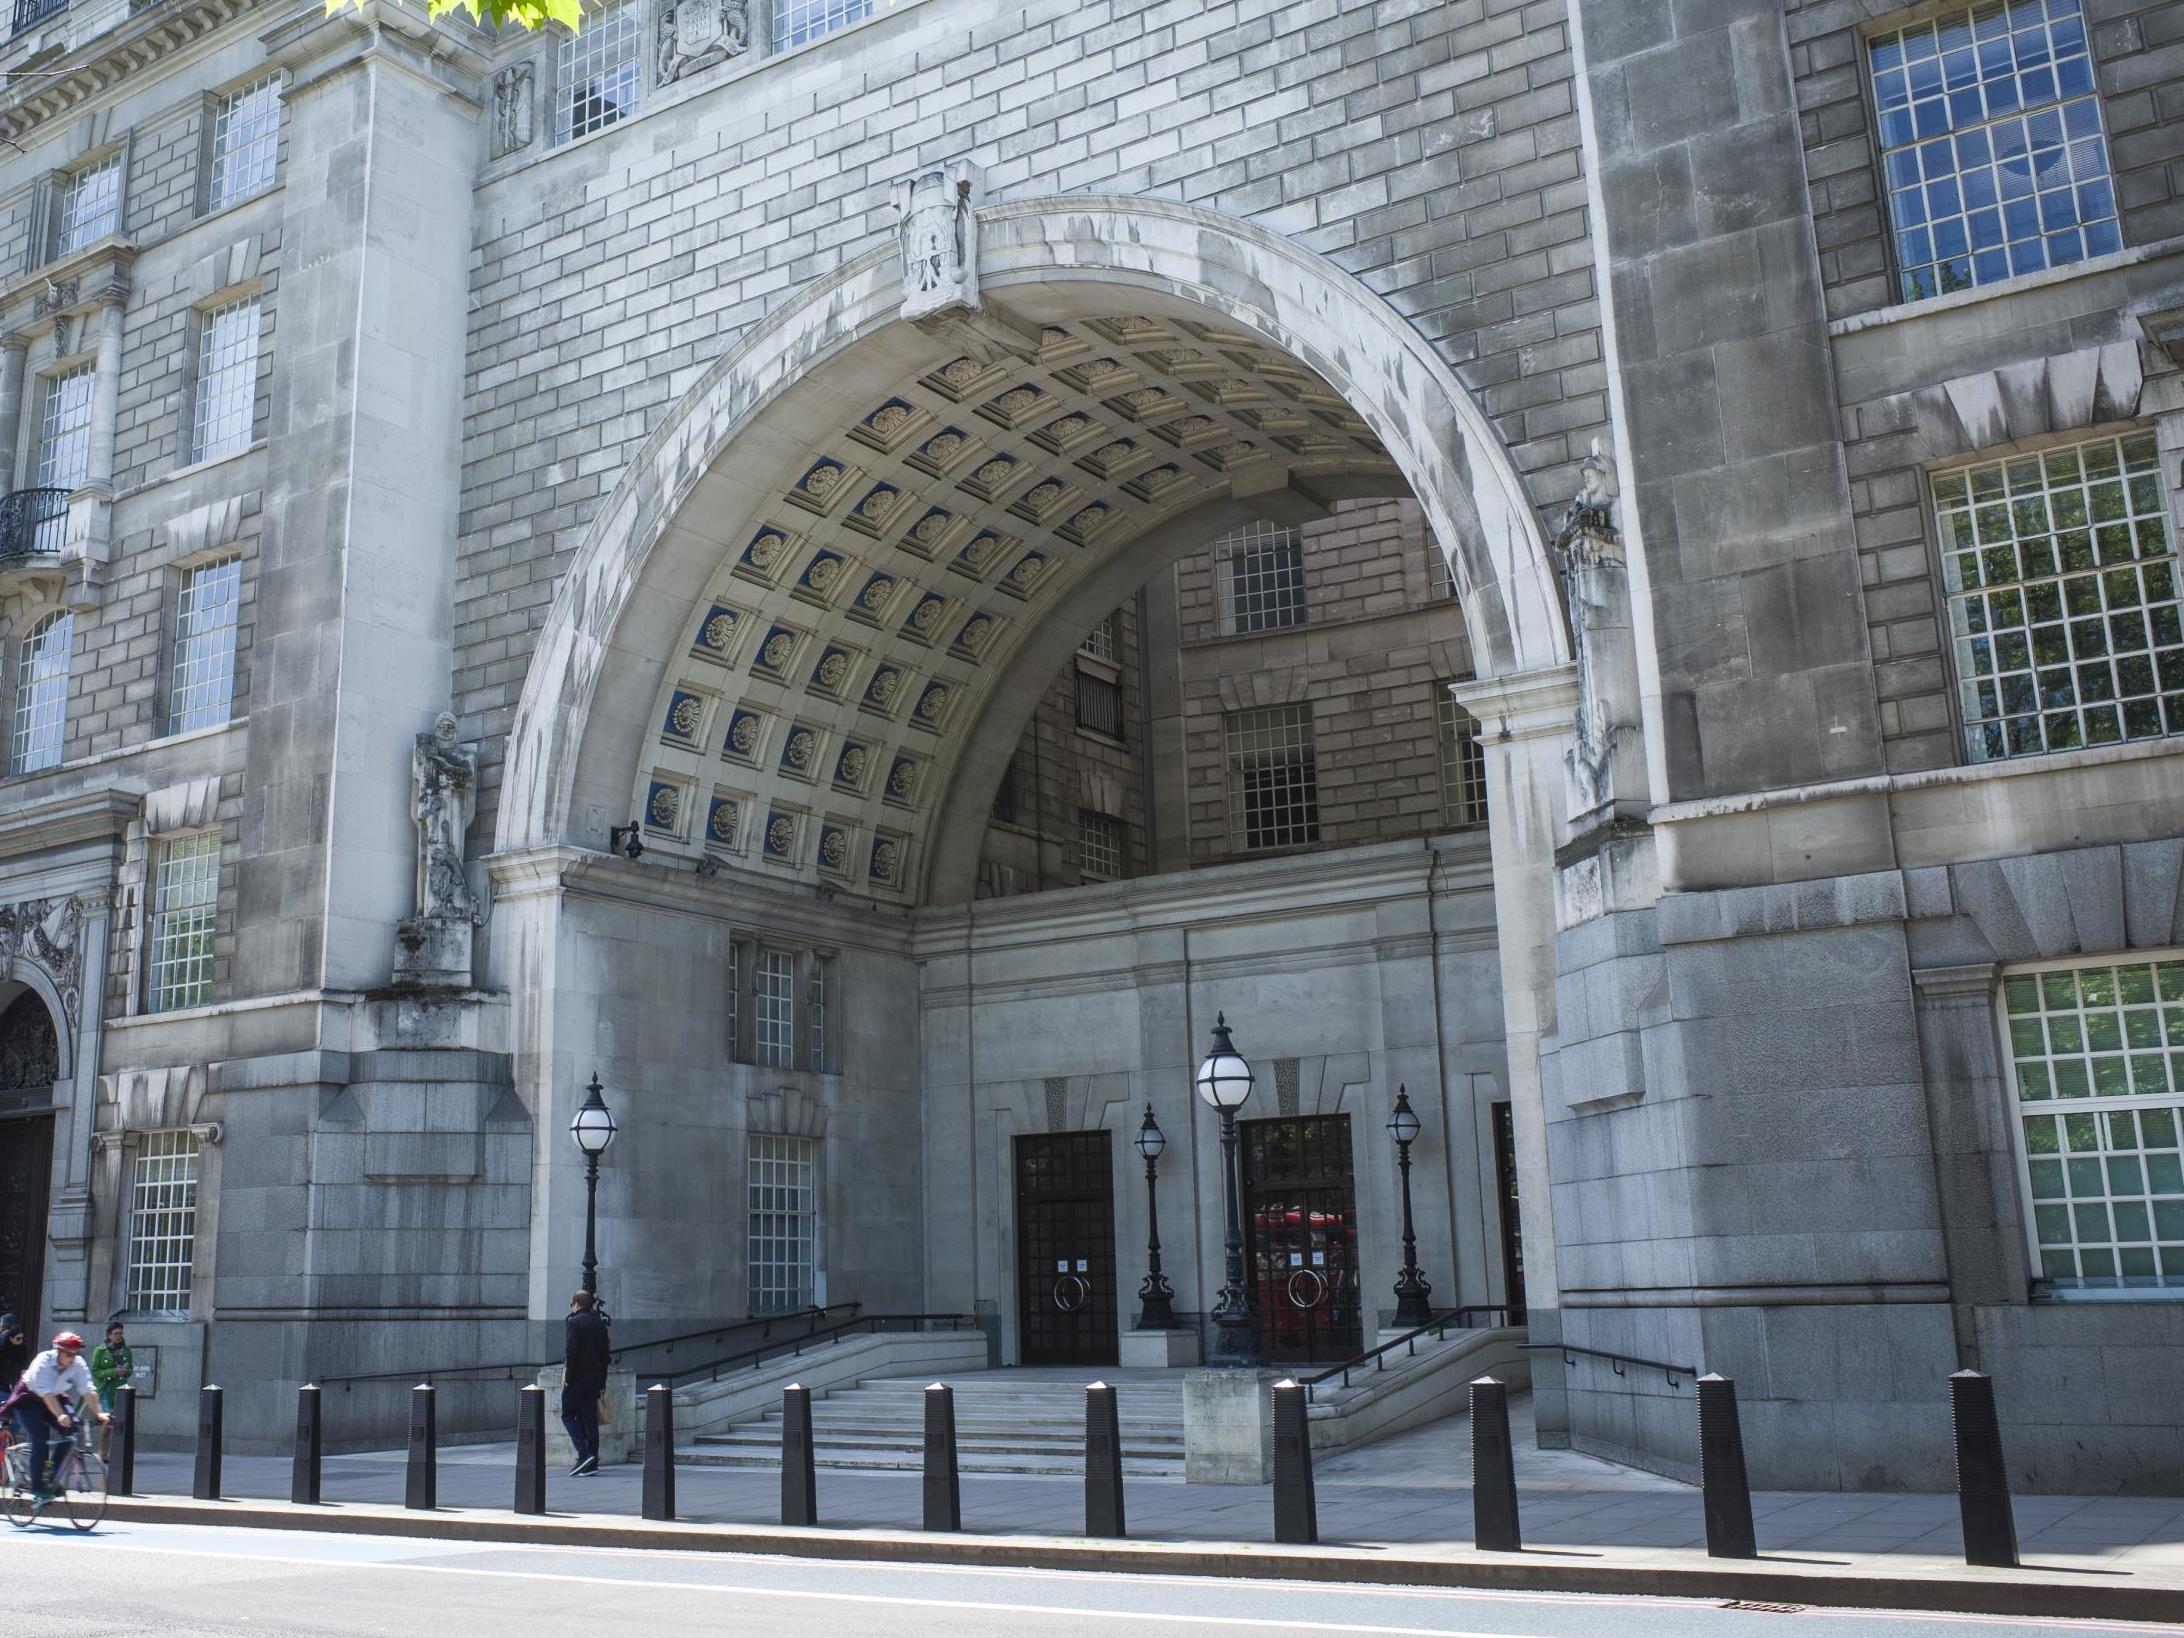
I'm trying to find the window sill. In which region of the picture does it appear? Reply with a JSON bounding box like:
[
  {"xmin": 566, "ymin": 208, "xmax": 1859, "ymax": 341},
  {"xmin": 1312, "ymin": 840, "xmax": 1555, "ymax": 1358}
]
[
  {"xmin": 1828, "ymin": 234, "xmax": 2184, "ymax": 338},
  {"xmin": 2029, "ymin": 1286, "xmax": 2184, "ymax": 1304}
]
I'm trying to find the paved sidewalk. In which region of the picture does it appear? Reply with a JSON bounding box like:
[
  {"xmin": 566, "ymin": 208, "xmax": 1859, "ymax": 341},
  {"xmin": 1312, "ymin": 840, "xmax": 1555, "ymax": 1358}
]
[{"xmin": 113, "ymin": 1395, "xmax": 2184, "ymax": 1593}]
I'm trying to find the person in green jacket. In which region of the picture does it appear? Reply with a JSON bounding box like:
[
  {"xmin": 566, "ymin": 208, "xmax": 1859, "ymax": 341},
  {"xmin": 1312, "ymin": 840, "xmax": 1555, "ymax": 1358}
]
[{"xmin": 89, "ymin": 1322, "xmax": 131, "ymax": 1456}]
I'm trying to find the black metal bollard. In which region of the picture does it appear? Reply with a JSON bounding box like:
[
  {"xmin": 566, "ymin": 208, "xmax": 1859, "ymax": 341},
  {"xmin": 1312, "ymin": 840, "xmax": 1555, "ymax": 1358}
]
[
  {"xmin": 292, "ymin": 1384, "xmax": 323, "ymax": 1506},
  {"xmin": 922, "ymin": 1383, "xmax": 961, "ymax": 1532},
  {"xmin": 110, "ymin": 1384, "xmax": 137, "ymax": 1497},
  {"xmin": 1470, "ymin": 1375, "xmax": 1521, "ymax": 1552},
  {"xmin": 642, "ymin": 1384, "xmax": 676, "ymax": 1521},
  {"xmin": 1085, "ymin": 1381, "xmax": 1125, "ymax": 1539},
  {"xmin": 405, "ymin": 1384, "xmax": 437, "ymax": 1511},
  {"xmin": 192, "ymin": 1384, "xmax": 223, "ymax": 1500},
  {"xmin": 1950, "ymin": 1369, "xmax": 2018, "ymax": 1568},
  {"xmin": 1697, "ymin": 1374, "xmax": 1756, "ymax": 1559},
  {"xmin": 781, "ymin": 1384, "xmax": 818, "ymax": 1526},
  {"xmin": 514, "ymin": 1384, "xmax": 547, "ymax": 1515},
  {"xmin": 1272, "ymin": 1379, "xmax": 1317, "ymax": 1545}
]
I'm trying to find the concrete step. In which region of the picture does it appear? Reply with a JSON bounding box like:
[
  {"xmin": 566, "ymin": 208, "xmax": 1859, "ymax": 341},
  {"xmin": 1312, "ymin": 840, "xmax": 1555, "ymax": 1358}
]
[
  {"xmin": 695, "ymin": 1428, "xmax": 1184, "ymax": 1455},
  {"xmin": 678, "ymin": 1445, "xmax": 1184, "ymax": 1476}
]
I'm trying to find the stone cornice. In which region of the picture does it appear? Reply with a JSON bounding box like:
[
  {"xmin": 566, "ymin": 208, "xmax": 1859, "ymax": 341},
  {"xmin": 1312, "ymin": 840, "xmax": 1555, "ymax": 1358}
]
[
  {"xmin": 2, "ymin": 238, "xmax": 135, "ymax": 346},
  {"xmin": 0, "ymin": 0, "xmax": 263, "ymax": 148},
  {"xmin": 0, "ymin": 785, "xmax": 138, "ymax": 863},
  {"xmin": 1450, "ymin": 663, "xmax": 1578, "ymax": 744}
]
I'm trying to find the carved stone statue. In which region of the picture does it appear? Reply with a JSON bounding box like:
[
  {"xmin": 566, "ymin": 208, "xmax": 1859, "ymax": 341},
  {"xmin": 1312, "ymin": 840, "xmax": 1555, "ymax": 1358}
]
[
  {"xmin": 896, "ymin": 162, "xmax": 979, "ymax": 323},
  {"xmin": 658, "ymin": 0, "xmax": 748, "ymax": 86},
  {"xmin": 411, "ymin": 713, "xmax": 478, "ymax": 923},
  {"xmin": 490, "ymin": 63, "xmax": 535, "ymax": 160},
  {"xmin": 0, "ymin": 895, "xmax": 85, "ymax": 1026},
  {"xmin": 1556, "ymin": 438, "xmax": 1632, "ymax": 824}
]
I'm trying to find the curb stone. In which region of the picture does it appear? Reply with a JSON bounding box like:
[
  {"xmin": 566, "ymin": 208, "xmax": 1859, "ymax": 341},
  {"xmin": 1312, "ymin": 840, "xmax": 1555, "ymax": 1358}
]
[{"xmin": 91, "ymin": 1496, "xmax": 2184, "ymax": 1625}]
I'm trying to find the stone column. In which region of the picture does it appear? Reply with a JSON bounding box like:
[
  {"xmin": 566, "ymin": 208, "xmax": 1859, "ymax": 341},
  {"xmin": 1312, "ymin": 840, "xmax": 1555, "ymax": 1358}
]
[
  {"xmin": 0, "ymin": 338, "xmax": 27, "ymax": 495},
  {"xmin": 87, "ymin": 294, "xmax": 123, "ymax": 492}
]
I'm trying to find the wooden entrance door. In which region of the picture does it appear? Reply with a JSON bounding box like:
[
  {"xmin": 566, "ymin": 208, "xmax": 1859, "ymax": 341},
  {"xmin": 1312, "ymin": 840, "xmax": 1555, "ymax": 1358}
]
[
  {"xmin": 1014, "ymin": 1131, "xmax": 1119, "ymax": 1366},
  {"xmin": 1240, "ymin": 1114, "xmax": 1362, "ymax": 1363},
  {"xmin": 0, "ymin": 1114, "xmax": 53, "ymax": 1338}
]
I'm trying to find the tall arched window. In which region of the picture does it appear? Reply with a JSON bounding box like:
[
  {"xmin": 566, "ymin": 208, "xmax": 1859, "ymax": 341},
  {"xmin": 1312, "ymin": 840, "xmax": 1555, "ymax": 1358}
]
[{"xmin": 10, "ymin": 610, "xmax": 71, "ymax": 774}]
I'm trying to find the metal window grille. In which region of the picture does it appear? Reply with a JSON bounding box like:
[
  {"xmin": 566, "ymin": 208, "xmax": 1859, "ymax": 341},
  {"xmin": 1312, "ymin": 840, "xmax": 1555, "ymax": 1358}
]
[
  {"xmin": 747, "ymin": 1132, "xmax": 817, "ymax": 1314},
  {"xmin": 12, "ymin": 0, "xmax": 67, "ymax": 35},
  {"xmin": 125, "ymin": 1130, "xmax": 200, "ymax": 1315},
  {"xmin": 554, "ymin": 1, "xmax": 641, "ymax": 144},
  {"xmin": 55, "ymin": 154, "xmax": 121, "ymax": 255},
  {"xmin": 1079, "ymin": 610, "xmax": 1119, "ymax": 662},
  {"xmin": 1935, "ymin": 431, "xmax": 2181, "ymax": 761},
  {"xmin": 148, "ymin": 831, "xmax": 219, "ymax": 1013},
  {"xmin": 1437, "ymin": 687, "xmax": 1489, "ymax": 827},
  {"xmin": 1870, "ymin": 1, "xmax": 2118, "ymax": 303},
  {"xmin": 772, "ymin": 0, "xmax": 872, "ymax": 50},
  {"xmin": 2001, "ymin": 955, "xmax": 2184, "ymax": 1291},
  {"xmin": 1226, "ymin": 704, "xmax": 1319, "ymax": 851},
  {"xmin": 1217, "ymin": 522, "xmax": 1307, "ymax": 635},
  {"xmin": 11, "ymin": 610, "xmax": 71, "ymax": 774},
  {"xmin": 755, "ymin": 947, "xmax": 795, "ymax": 1069},
  {"xmin": 806, "ymin": 957, "xmax": 828, "ymax": 1072},
  {"xmin": 190, "ymin": 298, "xmax": 260, "ymax": 464},
  {"xmin": 1077, "ymin": 809, "xmax": 1122, "ymax": 880},
  {"xmin": 1074, "ymin": 666, "xmax": 1123, "ymax": 739},
  {"xmin": 208, "ymin": 77, "xmax": 281, "ymax": 210},
  {"xmin": 170, "ymin": 557, "xmax": 241, "ymax": 734}
]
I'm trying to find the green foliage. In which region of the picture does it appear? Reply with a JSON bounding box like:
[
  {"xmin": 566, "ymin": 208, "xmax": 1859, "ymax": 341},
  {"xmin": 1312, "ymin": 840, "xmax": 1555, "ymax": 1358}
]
[{"xmin": 325, "ymin": 0, "xmax": 583, "ymax": 33}]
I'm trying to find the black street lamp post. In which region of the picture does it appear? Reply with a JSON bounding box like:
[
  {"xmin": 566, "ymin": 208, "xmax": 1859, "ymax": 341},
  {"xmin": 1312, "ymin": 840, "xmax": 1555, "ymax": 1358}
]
[
  {"xmin": 1388, "ymin": 1084, "xmax": 1434, "ymax": 1328},
  {"xmin": 1196, "ymin": 1013, "xmax": 1260, "ymax": 1369},
  {"xmin": 1133, "ymin": 1104, "xmax": 1176, "ymax": 1330},
  {"xmin": 571, "ymin": 1075, "xmax": 618, "ymax": 1315}
]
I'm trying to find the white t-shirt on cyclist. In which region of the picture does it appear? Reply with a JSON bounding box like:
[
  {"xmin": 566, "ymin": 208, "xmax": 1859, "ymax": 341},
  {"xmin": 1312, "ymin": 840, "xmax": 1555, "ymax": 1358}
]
[{"xmin": 22, "ymin": 1349, "xmax": 94, "ymax": 1405}]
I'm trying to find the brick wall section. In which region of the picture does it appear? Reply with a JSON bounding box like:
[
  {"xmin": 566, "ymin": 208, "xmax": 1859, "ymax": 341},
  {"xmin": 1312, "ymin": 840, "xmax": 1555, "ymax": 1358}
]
[
  {"xmin": 1788, "ymin": 0, "xmax": 2184, "ymax": 324},
  {"xmin": 454, "ymin": 0, "xmax": 1609, "ymax": 834}
]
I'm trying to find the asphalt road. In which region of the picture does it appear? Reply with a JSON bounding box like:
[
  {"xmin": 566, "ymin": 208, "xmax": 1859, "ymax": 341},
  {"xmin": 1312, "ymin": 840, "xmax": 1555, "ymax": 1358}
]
[{"xmin": 3, "ymin": 1520, "xmax": 2170, "ymax": 1638}]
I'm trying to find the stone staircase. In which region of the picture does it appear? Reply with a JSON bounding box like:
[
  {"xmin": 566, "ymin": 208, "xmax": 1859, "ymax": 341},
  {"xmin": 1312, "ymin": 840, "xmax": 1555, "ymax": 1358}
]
[{"xmin": 684, "ymin": 1366, "xmax": 1188, "ymax": 1477}]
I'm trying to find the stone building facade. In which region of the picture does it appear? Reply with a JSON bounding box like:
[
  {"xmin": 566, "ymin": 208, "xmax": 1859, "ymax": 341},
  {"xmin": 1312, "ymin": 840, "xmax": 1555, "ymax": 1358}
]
[{"xmin": 0, "ymin": 0, "xmax": 2177, "ymax": 1492}]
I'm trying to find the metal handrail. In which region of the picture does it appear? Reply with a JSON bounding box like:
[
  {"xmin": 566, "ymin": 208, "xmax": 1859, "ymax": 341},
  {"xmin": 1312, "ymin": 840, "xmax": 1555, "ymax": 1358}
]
[
  {"xmin": 0, "ymin": 488, "xmax": 69, "ymax": 560},
  {"xmin": 663, "ymin": 1310, "xmax": 976, "ymax": 1390},
  {"xmin": 1520, "ymin": 1341, "xmax": 1695, "ymax": 1388},
  {"xmin": 1296, "ymin": 1305, "xmax": 1521, "ymax": 1402},
  {"xmin": 608, "ymin": 1303, "xmax": 857, "ymax": 1371}
]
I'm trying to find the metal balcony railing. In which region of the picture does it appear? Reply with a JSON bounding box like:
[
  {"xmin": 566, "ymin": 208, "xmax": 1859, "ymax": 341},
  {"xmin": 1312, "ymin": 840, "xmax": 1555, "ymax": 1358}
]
[
  {"xmin": 11, "ymin": 0, "xmax": 66, "ymax": 35},
  {"xmin": 0, "ymin": 488, "xmax": 70, "ymax": 560}
]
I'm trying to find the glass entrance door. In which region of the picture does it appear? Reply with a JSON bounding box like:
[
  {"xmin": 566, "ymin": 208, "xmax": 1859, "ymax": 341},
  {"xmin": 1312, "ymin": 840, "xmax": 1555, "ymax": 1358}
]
[
  {"xmin": 1240, "ymin": 1114, "xmax": 1361, "ymax": 1363},
  {"xmin": 1014, "ymin": 1130, "xmax": 1119, "ymax": 1366}
]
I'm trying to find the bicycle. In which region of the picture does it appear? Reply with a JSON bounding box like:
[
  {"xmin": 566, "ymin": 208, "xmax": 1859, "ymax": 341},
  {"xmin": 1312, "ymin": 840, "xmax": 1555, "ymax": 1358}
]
[{"xmin": 1, "ymin": 1416, "xmax": 108, "ymax": 1531}]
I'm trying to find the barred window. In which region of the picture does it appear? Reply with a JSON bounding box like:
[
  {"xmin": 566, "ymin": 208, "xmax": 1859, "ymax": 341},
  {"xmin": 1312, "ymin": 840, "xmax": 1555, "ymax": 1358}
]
[
  {"xmin": 148, "ymin": 832, "xmax": 219, "ymax": 1013},
  {"xmin": 554, "ymin": 0, "xmax": 641, "ymax": 144},
  {"xmin": 208, "ymin": 77, "xmax": 281, "ymax": 211},
  {"xmin": 806, "ymin": 956, "xmax": 828, "ymax": 1073},
  {"xmin": 1936, "ymin": 431, "xmax": 2181, "ymax": 762},
  {"xmin": 1226, "ymin": 704, "xmax": 1319, "ymax": 852},
  {"xmin": 11, "ymin": 611, "xmax": 71, "ymax": 775},
  {"xmin": 1217, "ymin": 522, "xmax": 1307, "ymax": 635},
  {"xmin": 1074, "ymin": 666, "xmax": 1123, "ymax": 739},
  {"xmin": 2002, "ymin": 955, "xmax": 2184, "ymax": 1292},
  {"xmin": 125, "ymin": 1131, "xmax": 201, "ymax": 1315},
  {"xmin": 1080, "ymin": 610, "xmax": 1120, "ymax": 662},
  {"xmin": 56, "ymin": 154, "xmax": 122, "ymax": 256},
  {"xmin": 171, "ymin": 557, "xmax": 242, "ymax": 734},
  {"xmin": 1078, "ymin": 809, "xmax": 1122, "ymax": 880},
  {"xmin": 1437, "ymin": 686, "xmax": 1488, "ymax": 828},
  {"xmin": 773, "ymin": 0, "xmax": 872, "ymax": 50},
  {"xmin": 1870, "ymin": 1, "xmax": 2117, "ymax": 304},
  {"xmin": 755, "ymin": 947, "xmax": 795, "ymax": 1069},
  {"xmin": 747, "ymin": 1133, "xmax": 818, "ymax": 1314},
  {"xmin": 190, "ymin": 298, "xmax": 260, "ymax": 464}
]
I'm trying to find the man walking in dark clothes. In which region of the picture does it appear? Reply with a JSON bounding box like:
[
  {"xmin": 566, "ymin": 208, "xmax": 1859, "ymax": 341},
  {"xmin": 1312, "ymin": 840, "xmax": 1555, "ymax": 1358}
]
[{"xmin": 560, "ymin": 1289, "xmax": 610, "ymax": 1475}]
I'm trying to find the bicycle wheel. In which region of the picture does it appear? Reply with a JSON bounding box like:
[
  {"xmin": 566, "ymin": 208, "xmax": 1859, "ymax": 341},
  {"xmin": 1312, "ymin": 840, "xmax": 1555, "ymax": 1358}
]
[
  {"xmin": 1, "ymin": 1446, "xmax": 33, "ymax": 1530},
  {"xmin": 59, "ymin": 1446, "xmax": 106, "ymax": 1531}
]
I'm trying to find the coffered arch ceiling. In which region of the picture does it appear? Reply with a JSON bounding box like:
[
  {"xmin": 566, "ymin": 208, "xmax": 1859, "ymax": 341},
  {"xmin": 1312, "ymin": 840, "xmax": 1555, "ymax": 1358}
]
[{"xmin": 626, "ymin": 300, "xmax": 1406, "ymax": 903}]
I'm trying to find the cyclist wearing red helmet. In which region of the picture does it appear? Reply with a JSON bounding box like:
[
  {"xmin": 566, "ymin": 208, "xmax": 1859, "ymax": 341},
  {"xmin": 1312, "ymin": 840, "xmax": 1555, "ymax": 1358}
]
[{"xmin": 4, "ymin": 1331, "xmax": 106, "ymax": 1508}]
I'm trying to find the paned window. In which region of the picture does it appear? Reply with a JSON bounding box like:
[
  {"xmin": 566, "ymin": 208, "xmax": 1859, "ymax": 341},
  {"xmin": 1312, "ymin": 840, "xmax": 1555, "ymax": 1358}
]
[
  {"xmin": 1217, "ymin": 522, "xmax": 1307, "ymax": 635},
  {"xmin": 1935, "ymin": 431, "xmax": 2180, "ymax": 761},
  {"xmin": 2002, "ymin": 956, "xmax": 2184, "ymax": 1292},
  {"xmin": 170, "ymin": 557, "xmax": 242, "ymax": 734},
  {"xmin": 56, "ymin": 154, "xmax": 122, "ymax": 256},
  {"xmin": 148, "ymin": 832, "xmax": 219, "ymax": 1013},
  {"xmin": 33, "ymin": 364, "xmax": 92, "ymax": 553},
  {"xmin": 554, "ymin": 1, "xmax": 641, "ymax": 144},
  {"xmin": 11, "ymin": 610, "xmax": 71, "ymax": 775},
  {"xmin": 773, "ymin": 0, "xmax": 872, "ymax": 50},
  {"xmin": 1078, "ymin": 809, "xmax": 1122, "ymax": 880},
  {"xmin": 806, "ymin": 957, "xmax": 828, "ymax": 1073},
  {"xmin": 1080, "ymin": 610, "xmax": 1119, "ymax": 662},
  {"xmin": 1870, "ymin": 1, "xmax": 2117, "ymax": 303},
  {"xmin": 746, "ymin": 1133, "xmax": 818, "ymax": 1314},
  {"xmin": 1226, "ymin": 704, "xmax": 1319, "ymax": 852},
  {"xmin": 125, "ymin": 1130, "xmax": 201, "ymax": 1315},
  {"xmin": 1075, "ymin": 666, "xmax": 1123, "ymax": 739},
  {"xmin": 1437, "ymin": 686, "xmax": 1489, "ymax": 828},
  {"xmin": 755, "ymin": 947, "xmax": 795, "ymax": 1069},
  {"xmin": 990, "ymin": 757, "xmax": 1020, "ymax": 825},
  {"xmin": 207, "ymin": 77, "xmax": 281, "ymax": 211},
  {"xmin": 1427, "ymin": 540, "xmax": 1459, "ymax": 602},
  {"xmin": 725, "ymin": 943, "xmax": 739, "ymax": 1061},
  {"xmin": 190, "ymin": 297, "xmax": 260, "ymax": 464}
]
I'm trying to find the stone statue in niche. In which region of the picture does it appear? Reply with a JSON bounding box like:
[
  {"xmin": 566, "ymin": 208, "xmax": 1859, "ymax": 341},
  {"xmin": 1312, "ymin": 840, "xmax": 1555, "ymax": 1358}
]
[
  {"xmin": 490, "ymin": 63, "xmax": 535, "ymax": 160},
  {"xmin": 1556, "ymin": 438, "xmax": 1631, "ymax": 824},
  {"xmin": 411, "ymin": 712, "xmax": 478, "ymax": 923},
  {"xmin": 658, "ymin": 0, "xmax": 748, "ymax": 86},
  {"xmin": 896, "ymin": 161, "xmax": 980, "ymax": 323}
]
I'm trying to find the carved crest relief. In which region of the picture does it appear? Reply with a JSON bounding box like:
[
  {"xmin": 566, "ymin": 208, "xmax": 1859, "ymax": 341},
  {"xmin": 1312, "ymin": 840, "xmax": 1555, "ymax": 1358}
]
[
  {"xmin": 658, "ymin": 0, "xmax": 749, "ymax": 85},
  {"xmin": 895, "ymin": 161, "xmax": 980, "ymax": 323},
  {"xmin": 0, "ymin": 895, "xmax": 86, "ymax": 1028}
]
